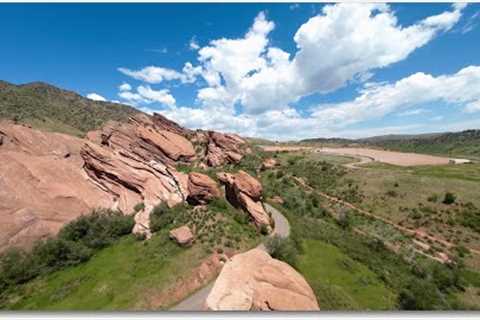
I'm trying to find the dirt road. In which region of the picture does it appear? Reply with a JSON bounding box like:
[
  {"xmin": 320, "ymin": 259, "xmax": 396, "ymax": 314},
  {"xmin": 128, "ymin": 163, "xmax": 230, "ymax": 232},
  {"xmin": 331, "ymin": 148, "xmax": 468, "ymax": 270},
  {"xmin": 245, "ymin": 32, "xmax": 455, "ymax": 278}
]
[
  {"xmin": 170, "ymin": 203, "xmax": 290, "ymax": 311},
  {"xmin": 317, "ymin": 147, "xmax": 458, "ymax": 166}
]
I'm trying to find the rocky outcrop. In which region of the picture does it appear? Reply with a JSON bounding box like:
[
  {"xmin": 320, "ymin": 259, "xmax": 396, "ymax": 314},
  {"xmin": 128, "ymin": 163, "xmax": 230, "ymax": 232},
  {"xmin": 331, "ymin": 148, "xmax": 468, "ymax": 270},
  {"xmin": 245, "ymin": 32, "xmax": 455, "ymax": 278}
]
[
  {"xmin": 0, "ymin": 122, "xmax": 114, "ymax": 251},
  {"xmin": 205, "ymin": 248, "xmax": 319, "ymax": 311},
  {"xmin": 152, "ymin": 113, "xmax": 192, "ymax": 137},
  {"xmin": 205, "ymin": 131, "xmax": 246, "ymax": 167},
  {"xmin": 217, "ymin": 171, "xmax": 271, "ymax": 229},
  {"xmin": 169, "ymin": 225, "xmax": 194, "ymax": 246},
  {"xmin": 0, "ymin": 111, "xmax": 253, "ymax": 251},
  {"xmin": 81, "ymin": 141, "xmax": 188, "ymax": 212},
  {"xmin": 186, "ymin": 172, "xmax": 221, "ymax": 205},
  {"xmin": 88, "ymin": 114, "xmax": 196, "ymax": 166},
  {"xmin": 261, "ymin": 158, "xmax": 278, "ymax": 170}
]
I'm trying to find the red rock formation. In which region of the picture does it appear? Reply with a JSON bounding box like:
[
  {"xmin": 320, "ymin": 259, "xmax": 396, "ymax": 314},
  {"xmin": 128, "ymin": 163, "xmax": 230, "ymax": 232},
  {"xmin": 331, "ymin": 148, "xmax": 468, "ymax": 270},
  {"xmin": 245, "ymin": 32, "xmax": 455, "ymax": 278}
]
[
  {"xmin": 205, "ymin": 131, "xmax": 246, "ymax": 167},
  {"xmin": 187, "ymin": 172, "xmax": 221, "ymax": 205},
  {"xmin": 152, "ymin": 113, "xmax": 192, "ymax": 137},
  {"xmin": 206, "ymin": 248, "xmax": 319, "ymax": 311},
  {"xmin": 261, "ymin": 158, "xmax": 278, "ymax": 170},
  {"xmin": 0, "ymin": 122, "xmax": 114, "ymax": 251},
  {"xmin": 169, "ymin": 225, "xmax": 194, "ymax": 246},
  {"xmin": 0, "ymin": 111, "xmax": 253, "ymax": 251},
  {"xmin": 217, "ymin": 171, "xmax": 271, "ymax": 229}
]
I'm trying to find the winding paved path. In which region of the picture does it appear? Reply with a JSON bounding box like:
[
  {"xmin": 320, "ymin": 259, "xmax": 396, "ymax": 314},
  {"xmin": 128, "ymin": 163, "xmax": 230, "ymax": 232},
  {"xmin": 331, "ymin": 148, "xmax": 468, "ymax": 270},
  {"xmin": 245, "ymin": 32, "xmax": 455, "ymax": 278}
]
[{"xmin": 171, "ymin": 203, "xmax": 290, "ymax": 311}]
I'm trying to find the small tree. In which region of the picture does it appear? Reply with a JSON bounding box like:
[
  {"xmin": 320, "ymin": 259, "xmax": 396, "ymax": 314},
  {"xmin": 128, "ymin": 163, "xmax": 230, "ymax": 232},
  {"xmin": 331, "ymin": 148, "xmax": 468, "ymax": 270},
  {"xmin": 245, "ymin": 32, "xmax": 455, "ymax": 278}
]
[{"xmin": 443, "ymin": 192, "xmax": 456, "ymax": 205}]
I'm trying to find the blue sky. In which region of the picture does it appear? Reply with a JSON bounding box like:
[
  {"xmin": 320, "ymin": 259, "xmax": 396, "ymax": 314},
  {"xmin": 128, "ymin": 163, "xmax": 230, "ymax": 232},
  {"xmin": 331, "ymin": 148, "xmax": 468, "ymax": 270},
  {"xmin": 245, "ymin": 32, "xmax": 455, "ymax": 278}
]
[{"xmin": 1, "ymin": 3, "xmax": 480, "ymax": 140}]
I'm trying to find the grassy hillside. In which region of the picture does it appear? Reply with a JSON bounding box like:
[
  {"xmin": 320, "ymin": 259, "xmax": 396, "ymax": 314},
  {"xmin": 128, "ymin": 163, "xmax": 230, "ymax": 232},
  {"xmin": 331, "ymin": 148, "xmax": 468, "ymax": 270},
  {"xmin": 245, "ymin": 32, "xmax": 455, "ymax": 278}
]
[
  {"xmin": 0, "ymin": 199, "xmax": 261, "ymax": 310},
  {"xmin": 366, "ymin": 130, "xmax": 480, "ymax": 159},
  {"xmin": 301, "ymin": 130, "xmax": 480, "ymax": 159},
  {"xmin": 0, "ymin": 81, "xmax": 138, "ymax": 137},
  {"xmin": 299, "ymin": 239, "xmax": 396, "ymax": 310}
]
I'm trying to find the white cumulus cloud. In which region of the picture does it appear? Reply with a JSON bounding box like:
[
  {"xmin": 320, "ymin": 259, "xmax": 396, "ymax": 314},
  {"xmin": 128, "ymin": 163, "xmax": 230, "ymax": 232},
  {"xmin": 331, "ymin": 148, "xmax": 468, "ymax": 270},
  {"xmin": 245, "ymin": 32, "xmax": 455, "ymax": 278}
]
[{"xmin": 86, "ymin": 93, "xmax": 107, "ymax": 102}]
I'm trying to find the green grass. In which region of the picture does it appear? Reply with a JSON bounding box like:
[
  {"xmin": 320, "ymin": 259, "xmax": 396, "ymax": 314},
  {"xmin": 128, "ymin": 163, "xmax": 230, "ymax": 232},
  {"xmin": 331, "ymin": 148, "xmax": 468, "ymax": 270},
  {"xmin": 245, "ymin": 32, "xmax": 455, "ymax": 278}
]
[
  {"xmin": 412, "ymin": 163, "xmax": 480, "ymax": 183},
  {"xmin": 0, "ymin": 81, "xmax": 137, "ymax": 137},
  {"xmin": 3, "ymin": 233, "xmax": 205, "ymax": 310},
  {"xmin": 298, "ymin": 239, "xmax": 397, "ymax": 310},
  {"xmin": 1, "ymin": 200, "xmax": 261, "ymax": 310}
]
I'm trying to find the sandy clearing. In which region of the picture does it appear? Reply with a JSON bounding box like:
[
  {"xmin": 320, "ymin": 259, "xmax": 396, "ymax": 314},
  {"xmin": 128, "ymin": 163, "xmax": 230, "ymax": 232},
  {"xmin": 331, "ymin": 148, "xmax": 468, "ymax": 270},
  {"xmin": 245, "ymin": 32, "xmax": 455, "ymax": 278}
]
[
  {"xmin": 260, "ymin": 145, "xmax": 313, "ymax": 152},
  {"xmin": 317, "ymin": 147, "xmax": 460, "ymax": 167}
]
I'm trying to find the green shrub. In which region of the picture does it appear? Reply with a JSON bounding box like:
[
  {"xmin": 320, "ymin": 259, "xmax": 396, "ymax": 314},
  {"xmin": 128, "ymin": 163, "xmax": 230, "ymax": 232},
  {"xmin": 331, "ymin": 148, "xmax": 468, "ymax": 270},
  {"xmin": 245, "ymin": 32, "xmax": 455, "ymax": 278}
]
[
  {"xmin": 0, "ymin": 249, "xmax": 37, "ymax": 291},
  {"xmin": 386, "ymin": 190, "xmax": 398, "ymax": 197},
  {"xmin": 149, "ymin": 203, "xmax": 175, "ymax": 233},
  {"xmin": 265, "ymin": 236, "xmax": 299, "ymax": 268},
  {"xmin": 31, "ymin": 238, "xmax": 92, "ymax": 272},
  {"xmin": 260, "ymin": 224, "xmax": 269, "ymax": 235},
  {"xmin": 0, "ymin": 209, "xmax": 133, "ymax": 295},
  {"xmin": 59, "ymin": 209, "xmax": 134, "ymax": 249},
  {"xmin": 443, "ymin": 192, "xmax": 456, "ymax": 205}
]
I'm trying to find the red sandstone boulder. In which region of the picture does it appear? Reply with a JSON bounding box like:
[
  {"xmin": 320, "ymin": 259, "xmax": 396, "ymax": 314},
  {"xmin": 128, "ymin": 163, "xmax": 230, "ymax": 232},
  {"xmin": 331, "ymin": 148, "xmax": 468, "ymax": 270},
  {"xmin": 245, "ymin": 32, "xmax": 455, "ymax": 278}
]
[
  {"xmin": 261, "ymin": 158, "xmax": 278, "ymax": 170},
  {"xmin": 205, "ymin": 248, "xmax": 319, "ymax": 311},
  {"xmin": 269, "ymin": 195, "xmax": 285, "ymax": 205},
  {"xmin": 217, "ymin": 171, "xmax": 271, "ymax": 229},
  {"xmin": 187, "ymin": 172, "xmax": 221, "ymax": 205},
  {"xmin": 169, "ymin": 225, "xmax": 194, "ymax": 246}
]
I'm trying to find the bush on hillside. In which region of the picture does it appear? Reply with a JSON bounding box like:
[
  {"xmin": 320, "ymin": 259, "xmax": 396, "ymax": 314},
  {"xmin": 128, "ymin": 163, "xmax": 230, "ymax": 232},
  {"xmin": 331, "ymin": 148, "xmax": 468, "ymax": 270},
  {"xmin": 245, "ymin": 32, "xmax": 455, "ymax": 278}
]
[
  {"xmin": 59, "ymin": 209, "xmax": 134, "ymax": 249},
  {"xmin": 443, "ymin": 192, "xmax": 456, "ymax": 205},
  {"xmin": 265, "ymin": 235, "xmax": 299, "ymax": 268},
  {"xmin": 149, "ymin": 203, "xmax": 175, "ymax": 233},
  {"xmin": 0, "ymin": 209, "xmax": 134, "ymax": 294}
]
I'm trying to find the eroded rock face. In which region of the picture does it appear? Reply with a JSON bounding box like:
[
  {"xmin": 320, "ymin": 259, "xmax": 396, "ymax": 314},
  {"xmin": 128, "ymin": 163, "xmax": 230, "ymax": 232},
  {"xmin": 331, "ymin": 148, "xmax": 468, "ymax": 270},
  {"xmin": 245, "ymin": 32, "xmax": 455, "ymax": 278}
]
[
  {"xmin": 187, "ymin": 172, "xmax": 221, "ymax": 205},
  {"xmin": 217, "ymin": 171, "xmax": 271, "ymax": 229},
  {"xmin": 0, "ymin": 122, "xmax": 114, "ymax": 251},
  {"xmin": 152, "ymin": 113, "xmax": 192, "ymax": 137},
  {"xmin": 81, "ymin": 141, "xmax": 188, "ymax": 211},
  {"xmin": 0, "ymin": 112, "xmax": 253, "ymax": 251},
  {"xmin": 169, "ymin": 225, "xmax": 194, "ymax": 246},
  {"xmin": 205, "ymin": 248, "xmax": 319, "ymax": 311},
  {"xmin": 205, "ymin": 131, "xmax": 246, "ymax": 167}
]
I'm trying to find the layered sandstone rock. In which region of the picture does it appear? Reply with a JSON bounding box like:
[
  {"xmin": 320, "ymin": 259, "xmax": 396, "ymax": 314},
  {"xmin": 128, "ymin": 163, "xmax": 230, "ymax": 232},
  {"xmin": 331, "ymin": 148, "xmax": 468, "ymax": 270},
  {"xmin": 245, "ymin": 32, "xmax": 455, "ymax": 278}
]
[
  {"xmin": 0, "ymin": 122, "xmax": 114, "ymax": 251},
  {"xmin": 186, "ymin": 172, "xmax": 221, "ymax": 205},
  {"xmin": 88, "ymin": 115, "xmax": 196, "ymax": 166},
  {"xmin": 0, "ymin": 111, "xmax": 253, "ymax": 251},
  {"xmin": 169, "ymin": 225, "xmax": 194, "ymax": 246},
  {"xmin": 152, "ymin": 113, "xmax": 192, "ymax": 137},
  {"xmin": 206, "ymin": 131, "xmax": 246, "ymax": 167},
  {"xmin": 205, "ymin": 248, "xmax": 319, "ymax": 311},
  {"xmin": 217, "ymin": 171, "xmax": 271, "ymax": 229}
]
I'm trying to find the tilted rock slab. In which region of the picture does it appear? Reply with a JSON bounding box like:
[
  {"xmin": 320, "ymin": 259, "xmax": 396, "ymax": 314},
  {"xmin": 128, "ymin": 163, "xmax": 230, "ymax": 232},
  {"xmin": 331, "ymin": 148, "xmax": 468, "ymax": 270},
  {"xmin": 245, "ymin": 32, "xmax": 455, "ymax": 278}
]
[
  {"xmin": 205, "ymin": 248, "xmax": 319, "ymax": 311},
  {"xmin": 205, "ymin": 131, "xmax": 246, "ymax": 167},
  {"xmin": 186, "ymin": 172, "xmax": 221, "ymax": 205},
  {"xmin": 217, "ymin": 171, "xmax": 271, "ymax": 229}
]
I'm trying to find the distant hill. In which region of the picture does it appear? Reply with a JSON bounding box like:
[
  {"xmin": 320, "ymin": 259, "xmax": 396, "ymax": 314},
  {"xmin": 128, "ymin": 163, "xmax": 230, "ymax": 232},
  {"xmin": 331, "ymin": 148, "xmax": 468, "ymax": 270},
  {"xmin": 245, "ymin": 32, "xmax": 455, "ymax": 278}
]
[
  {"xmin": 301, "ymin": 130, "xmax": 480, "ymax": 159},
  {"xmin": 0, "ymin": 81, "xmax": 139, "ymax": 137},
  {"xmin": 363, "ymin": 130, "xmax": 480, "ymax": 159}
]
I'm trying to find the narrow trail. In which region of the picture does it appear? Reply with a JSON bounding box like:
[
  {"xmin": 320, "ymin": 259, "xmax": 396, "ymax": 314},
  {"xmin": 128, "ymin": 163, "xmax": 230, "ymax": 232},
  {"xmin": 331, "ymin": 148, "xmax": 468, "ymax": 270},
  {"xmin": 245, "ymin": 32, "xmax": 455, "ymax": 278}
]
[
  {"xmin": 292, "ymin": 176, "xmax": 480, "ymax": 257},
  {"xmin": 170, "ymin": 203, "xmax": 290, "ymax": 311}
]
